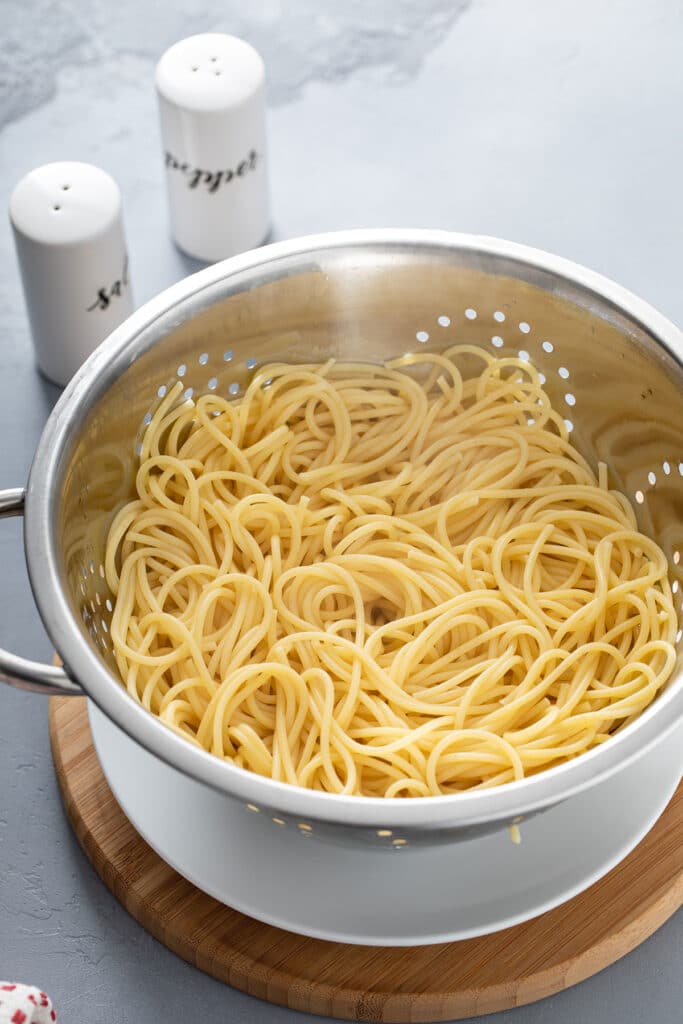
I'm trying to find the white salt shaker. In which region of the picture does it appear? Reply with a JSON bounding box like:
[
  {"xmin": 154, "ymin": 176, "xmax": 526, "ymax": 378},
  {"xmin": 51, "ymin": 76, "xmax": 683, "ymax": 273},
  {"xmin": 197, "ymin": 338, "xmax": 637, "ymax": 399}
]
[
  {"xmin": 155, "ymin": 32, "xmax": 270, "ymax": 263},
  {"xmin": 9, "ymin": 161, "xmax": 133, "ymax": 387}
]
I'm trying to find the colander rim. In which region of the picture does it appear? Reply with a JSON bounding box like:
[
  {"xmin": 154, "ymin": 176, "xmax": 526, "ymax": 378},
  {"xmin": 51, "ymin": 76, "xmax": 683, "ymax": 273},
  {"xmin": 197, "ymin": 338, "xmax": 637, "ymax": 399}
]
[{"xmin": 25, "ymin": 228, "xmax": 683, "ymax": 829}]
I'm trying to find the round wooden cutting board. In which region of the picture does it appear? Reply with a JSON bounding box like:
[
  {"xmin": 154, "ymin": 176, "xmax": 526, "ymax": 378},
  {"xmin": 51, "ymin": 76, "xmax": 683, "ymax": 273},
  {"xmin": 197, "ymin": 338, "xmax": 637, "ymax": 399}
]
[{"xmin": 48, "ymin": 695, "xmax": 683, "ymax": 1023}]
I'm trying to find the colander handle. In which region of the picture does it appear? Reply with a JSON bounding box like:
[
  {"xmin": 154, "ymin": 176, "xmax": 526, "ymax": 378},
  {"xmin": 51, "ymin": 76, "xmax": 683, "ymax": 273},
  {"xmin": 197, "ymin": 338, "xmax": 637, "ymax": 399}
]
[{"xmin": 0, "ymin": 488, "xmax": 82, "ymax": 696}]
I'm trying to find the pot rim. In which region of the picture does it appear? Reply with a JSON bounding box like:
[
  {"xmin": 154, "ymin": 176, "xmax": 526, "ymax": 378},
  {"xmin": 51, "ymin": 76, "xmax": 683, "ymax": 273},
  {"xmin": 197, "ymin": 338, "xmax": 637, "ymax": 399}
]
[{"xmin": 26, "ymin": 228, "xmax": 683, "ymax": 828}]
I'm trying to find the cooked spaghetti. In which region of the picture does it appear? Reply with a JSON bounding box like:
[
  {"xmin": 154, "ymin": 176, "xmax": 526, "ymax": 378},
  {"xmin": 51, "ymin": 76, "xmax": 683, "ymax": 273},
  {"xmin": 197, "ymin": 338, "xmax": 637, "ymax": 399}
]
[{"xmin": 105, "ymin": 346, "xmax": 677, "ymax": 796}]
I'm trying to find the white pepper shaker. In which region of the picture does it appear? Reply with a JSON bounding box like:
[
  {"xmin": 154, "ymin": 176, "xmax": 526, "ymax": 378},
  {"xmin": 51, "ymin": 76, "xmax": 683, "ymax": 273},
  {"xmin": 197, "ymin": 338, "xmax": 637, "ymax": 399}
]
[
  {"xmin": 155, "ymin": 32, "xmax": 270, "ymax": 263},
  {"xmin": 9, "ymin": 161, "xmax": 133, "ymax": 387}
]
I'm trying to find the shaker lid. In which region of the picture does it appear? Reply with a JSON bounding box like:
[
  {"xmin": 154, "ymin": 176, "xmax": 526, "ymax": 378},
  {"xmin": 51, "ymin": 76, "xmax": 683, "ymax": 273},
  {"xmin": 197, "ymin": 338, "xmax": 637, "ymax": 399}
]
[
  {"xmin": 155, "ymin": 32, "xmax": 265, "ymax": 113},
  {"xmin": 9, "ymin": 162, "xmax": 122, "ymax": 246}
]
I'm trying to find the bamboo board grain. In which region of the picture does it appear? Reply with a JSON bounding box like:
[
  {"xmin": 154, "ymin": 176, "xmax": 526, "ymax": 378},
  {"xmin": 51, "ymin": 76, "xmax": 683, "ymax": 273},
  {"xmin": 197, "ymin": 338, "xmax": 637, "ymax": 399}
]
[{"xmin": 48, "ymin": 695, "xmax": 683, "ymax": 1022}]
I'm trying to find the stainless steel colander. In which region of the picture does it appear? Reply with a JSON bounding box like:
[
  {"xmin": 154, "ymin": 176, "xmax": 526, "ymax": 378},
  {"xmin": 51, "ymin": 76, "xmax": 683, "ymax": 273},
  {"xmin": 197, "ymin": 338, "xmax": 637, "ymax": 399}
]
[{"xmin": 2, "ymin": 229, "xmax": 683, "ymax": 848}]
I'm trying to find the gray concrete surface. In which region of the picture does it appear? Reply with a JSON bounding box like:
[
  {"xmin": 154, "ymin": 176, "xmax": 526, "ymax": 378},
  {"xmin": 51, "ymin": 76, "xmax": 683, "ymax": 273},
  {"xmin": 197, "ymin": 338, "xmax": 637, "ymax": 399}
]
[{"xmin": 1, "ymin": 1, "xmax": 682, "ymax": 1021}]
